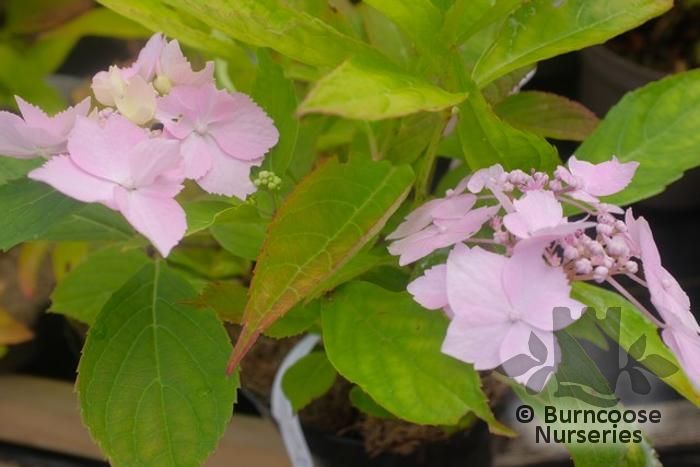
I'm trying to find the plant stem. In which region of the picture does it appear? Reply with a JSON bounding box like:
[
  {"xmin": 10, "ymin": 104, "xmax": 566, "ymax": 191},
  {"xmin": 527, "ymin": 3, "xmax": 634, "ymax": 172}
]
[
  {"xmin": 606, "ymin": 276, "xmax": 665, "ymax": 328},
  {"xmin": 414, "ymin": 114, "xmax": 449, "ymax": 204}
]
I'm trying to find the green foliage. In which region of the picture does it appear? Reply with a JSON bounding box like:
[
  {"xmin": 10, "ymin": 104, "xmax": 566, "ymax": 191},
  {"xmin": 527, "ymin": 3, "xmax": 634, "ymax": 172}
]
[
  {"xmin": 349, "ymin": 386, "xmax": 395, "ymax": 419},
  {"xmin": 495, "ymin": 91, "xmax": 599, "ymax": 141},
  {"xmin": 51, "ymin": 246, "xmax": 150, "ymax": 325},
  {"xmin": 322, "ymin": 281, "xmax": 512, "ymax": 433},
  {"xmin": 0, "ymin": 179, "xmax": 80, "ymax": 251},
  {"xmin": 282, "ymin": 350, "xmax": 337, "ymax": 413},
  {"xmin": 577, "ymin": 70, "xmax": 700, "ymax": 205},
  {"xmin": 42, "ymin": 204, "xmax": 135, "ymax": 242},
  {"xmin": 472, "ymin": 0, "xmax": 672, "ymax": 86},
  {"xmin": 298, "ymin": 57, "xmax": 468, "ymax": 120},
  {"xmin": 210, "ymin": 204, "xmax": 268, "ymax": 261},
  {"xmin": 230, "ymin": 159, "xmax": 413, "ymax": 368},
  {"xmin": 78, "ymin": 263, "xmax": 238, "ymax": 467},
  {"xmin": 573, "ymin": 283, "xmax": 700, "ymax": 406}
]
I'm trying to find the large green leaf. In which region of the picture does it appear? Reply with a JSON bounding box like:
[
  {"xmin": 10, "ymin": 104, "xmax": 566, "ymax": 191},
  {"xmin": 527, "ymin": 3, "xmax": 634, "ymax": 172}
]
[
  {"xmin": 573, "ymin": 283, "xmax": 700, "ymax": 406},
  {"xmin": 298, "ymin": 57, "xmax": 468, "ymax": 120},
  {"xmin": 78, "ymin": 262, "xmax": 237, "ymax": 467},
  {"xmin": 472, "ymin": 0, "xmax": 672, "ymax": 86},
  {"xmin": 0, "ymin": 179, "xmax": 80, "ymax": 251},
  {"xmin": 514, "ymin": 331, "xmax": 660, "ymax": 467},
  {"xmin": 0, "ymin": 158, "xmax": 41, "ymax": 185},
  {"xmin": 151, "ymin": 0, "xmax": 376, "ymax": 68},
  {"xmin": 42, "ymin": 204, "xmax": 135, "ymax": 242},
  {"xmin": 282, "ymin": 350, "xmax": 337, "ymax": 413},
  {"xmin": 322, "ymin": 281, "xmax": 512, "ymax": 432},
  {"xmin": 495, "ymin": 91, "xmax": 599, "ymax": 141},
  {"xmin": 210, "ymin": 204, "xmax": 268, "ymax": 261},
  {"xmin": 457, "ymin": 84, "xmax": 559, "ymax": 171},
  {"xmin": 51, "ymin": 247, "xmax": 150, "ymax": 325},
  {"xmin": 228, "ymin": 159, "xmax": 414, "ymax": 370},
  {"xmin": 443, "ymin": 0, "xmax": 522, "ymax": 47},
  {"xmin": 253, "ymin": 49, "xmax": 300, "ymax": 177},
  {"xmin": 96, "ymin": 0, "xmax": 245, "ymax": 61},
  {"xmin": 363, "ymin": 0, "xmax": 444, "ymax": 56},
  {"xmin": 577, "ymin": 70, "xmax": 700, "ymax": 205}
]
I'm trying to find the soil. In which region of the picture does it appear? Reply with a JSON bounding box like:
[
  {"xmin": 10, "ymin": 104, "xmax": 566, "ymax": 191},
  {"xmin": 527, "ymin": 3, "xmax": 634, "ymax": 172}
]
[
  {"xmin": 607, "ymin": 3, "xmax": 700, "ymax": 73},
  {"xmin": 236, "ymin": 328, "xmax": 509, "ymax": 458}
]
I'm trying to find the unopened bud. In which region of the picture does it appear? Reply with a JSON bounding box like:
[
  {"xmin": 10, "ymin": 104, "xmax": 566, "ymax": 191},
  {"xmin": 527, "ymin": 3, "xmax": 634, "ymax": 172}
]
[
  {"xmin": 596, "ymin": 223, "xmax": 614, "ymax": 236},
  {"xmin": 593, "ymin": 266, "xmax": 609, "ymax": 282},
  {"xmin": 563, "ymin": 245, "xmax": 579, "ymax": 261},
  {"xmin": 625, "ymin": 261, "xmax": 639, "ymax": 274},
  {"xmin": 575, "ymin": 258, "xmax": 593, "ymax": 275}
]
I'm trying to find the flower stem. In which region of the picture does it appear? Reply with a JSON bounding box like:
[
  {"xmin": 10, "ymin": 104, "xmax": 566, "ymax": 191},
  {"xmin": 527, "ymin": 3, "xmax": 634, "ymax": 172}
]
[
  {"xmin": 414, "ymin": 113, "xmax": 449, "ymax": 205},
  {"xmin": 606, "ymin": 276, "xmax": 665, "ymax": 328}
]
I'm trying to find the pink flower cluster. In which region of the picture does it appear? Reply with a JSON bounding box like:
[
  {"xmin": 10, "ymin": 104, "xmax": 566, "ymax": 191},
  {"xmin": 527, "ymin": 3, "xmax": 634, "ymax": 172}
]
[
  {"xmin": 0, "ymin": 33, "xmax": 279, "ymax": 256},
  {"xmin": 390, "ymin": 157, "xmax": 700, "ymax": 391}
]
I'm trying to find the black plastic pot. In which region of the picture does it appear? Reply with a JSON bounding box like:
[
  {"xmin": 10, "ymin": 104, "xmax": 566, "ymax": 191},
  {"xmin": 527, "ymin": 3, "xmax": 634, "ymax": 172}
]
[
  {"xmin": 579, "ymin": 45, "xmax": 700, "ymax": 210},
  {"xmin": 302, "ymin": 422, "xmax": 491, "ymax": 467}
]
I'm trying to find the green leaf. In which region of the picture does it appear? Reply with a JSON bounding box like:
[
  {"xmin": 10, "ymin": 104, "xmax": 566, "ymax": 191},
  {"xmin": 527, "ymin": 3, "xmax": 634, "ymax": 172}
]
[
  {"xmin": 572, "ymin": 283, "xmax": 700, "ymax": 406},
  {"xmin": 183, "ymin": 200, "xmax": 237, "ymax": 236},
  {"xmin": 349, "ymin": 386, "xmax": 395, "ymax": 419},
  {"xmin": 457, "ymin": 84, "xmax": 559, "ymax": 171},
  {"xmin": 443, "ymin": 0, "xmax": 522, "ymax": 47},
  {"xmin": 0, "ymin": 179, "xmax": 80, "ymax": 251},
  {"xmin": 229, "ymin": 159, "xmax": 414, "ymax": 369},
  {"xmin": 0, "ymin": 158, "xmax": 41, "ymax": 185},
  {"xmin": 363, "ymin": 0, "xmax": 444, "ymax": 56},
  {"xmin": 252, "ymin": 49, "xmax": 300, "ymax": 177},
  {"xmin": 495, "ymin": 91, "xmax": 599, "ymax": 141},
  {"xmin": 78, "ymin": 262, "xmax": 238, "ymax": 467},
  {"xmin": 150, "ymin": 0, "xmax": 376, "ymax": 68},
  {"xmin": 210, "ymin": 204, "xmax": 268, "ymax": 261},
  {"xmin": 298, "ymin": 57, "xmax": 468, "ymax": 120},
  {"xmin": 472, "ymin": 0, "xmax": 672, "ymax": 86},
  {"xmin": 322, "ymin": 281, "xmax": 512, "ymax": 433},
  {"xmin": 577, "ymin": 70, "xmax": 700, "ymax": 205},
  {"xmin": 51, "ymin": 247, "xmax": 150, "ymax": 325},
  {"xmin": 265, "ymin": 300, "xmax": 321, "ymax": 339},
  {"xmin": 514, "ymin": 331, "xmax": 660, "ymax": 467},
  {"xmin": 96, "ymin": 0, "xmax": 246, "ymax": 61},
  {"xmin": 188, "ymin": 281, "xmax": 248, "ymax": 324},
  {"xmin": 282, "ymin": 350, "xmax": 337, "ymax": 413},
  {"xmin": 41, "ymin": 204, "xmax": 135, "ymax": 242}
]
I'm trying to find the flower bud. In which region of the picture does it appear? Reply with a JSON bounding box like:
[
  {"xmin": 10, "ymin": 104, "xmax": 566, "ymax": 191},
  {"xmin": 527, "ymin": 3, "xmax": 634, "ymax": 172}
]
[
  {"xmin": 563, "ymin": 245, "xmax": 579, "ymax": 260},
  {"xmin": 625, "ymin": 261, "xmax": 639, "ymax": 274},
  {"xmin": 593, "ymin": 266, "xmax": 609, "ymax": 282},
  {"xmin": 575, "ymin": 258, "xmax": 593, "ymax": 275}
]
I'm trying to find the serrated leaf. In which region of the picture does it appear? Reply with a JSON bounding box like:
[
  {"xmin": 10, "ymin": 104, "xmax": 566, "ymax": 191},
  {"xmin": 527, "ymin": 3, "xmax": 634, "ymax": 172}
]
[
  {"xmin": 298, "ymin": 57, "xmax": 468, "ymax": 121},
  {"xmin": 145, "ymin": 0, "xmax": 376, "ymax": 68},
  {"xmin": 51, "ymin": 247, "xmax": 150, "ymax": 325},
  {"xmin": 229, "ymin": 159, "xmax": 414, "ymax": 370},
  {"xmin": 443, "ymin": 0, "xmax": 522, "ymax": 47},
  {"xmin": 210, "ymin": 204, "xmax": 268, "ymax": 261},
  {"xmin": 363, "ymin": 0, "xmax": 444, "ymax": 55},
  {"xmin": 349, "ymin": 386, "xmax": 395, "ymax": 419},
  {"xmin": 573, "ymin": 283, "xmax": 700, "ymax": 406},
  {"xmin": 472, "ymin": 0, "xmax": 672, "ymax": 86},
  {"xmin": 78, "ymin": 262, "xmax": 238, "ymax": 467},
  {"xmin": 42, "ymin": 204, "xmax": 135, "ymax": 242},
  {"xmin": 282, "ymin": 350, "xmax": 337, "ymax": 413},
  {"xmin": 577, "ymin": 70, "xmax": 700, "ymax": 205},
  {"xmin": 495, "ymin": 91, "xmax": 599, "ymax": 141},
  {"xmin": 183, "ymin": 200, "xmax": 236, "ymax": 236},
  {"xmin": 457, "ymin": 84, "xmax": 559, "ymax": 171},
  {"xmin": 0, "ymin": 179, "xmax": 80, "ymax": 251},
  {"xmin": 322, "ymin": 281, "xmax": 512, "ymax": 433},
  {"xmin": 253, "ymin": 49, "xmax": 300, "ymax": 177}
]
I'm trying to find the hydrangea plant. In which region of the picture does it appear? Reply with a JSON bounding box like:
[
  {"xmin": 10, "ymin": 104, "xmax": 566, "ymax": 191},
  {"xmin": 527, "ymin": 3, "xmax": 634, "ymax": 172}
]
[{"xmin": 1, "ymin": 0, "xmax": 699, "ymax": 466}]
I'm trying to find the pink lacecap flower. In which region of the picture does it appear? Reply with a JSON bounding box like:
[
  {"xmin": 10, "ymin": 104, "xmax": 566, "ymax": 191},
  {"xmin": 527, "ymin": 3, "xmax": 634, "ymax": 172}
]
[
  {"xmin": 559, "ymin": 155, "xmax": 639, "ymax": 202},
  {"xmin": 503, "ymin": 190, "xmax": 594, "ymax": 239},
  {"xmin": 626, "ymin": 209, "xmax": 700, "ymax": 387},
  {"xmin": 29, "ymin": 115, "xmax": 186, "ymax": 257},
  {"xmin": 157, "ymin": 83, "xmax": 279, "ymax": 199},
  {"xmin": 440, "ymin": 241, "xmax": 585, "ymax": 390},
  {"xmin": 0, "ymin": 96, "xmax": 91, "ymax": 158},
  {"xmin": 387, "ymin": 192, "xmax": 498, "ymax": 266}
]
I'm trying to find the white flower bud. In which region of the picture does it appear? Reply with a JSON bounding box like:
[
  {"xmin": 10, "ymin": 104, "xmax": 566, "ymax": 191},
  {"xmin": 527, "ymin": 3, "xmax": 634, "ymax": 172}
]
[
  {"xmin": 596, "ymin": 223, "xmax": 614, "ymax": 236},
  {"xmin": 593, "ymin": 266, "xmax": 609, "ymax": 282},
  {"xmin": 563, "ymin": 245, "xmax": 579, "ymax": 261},
  {"xmin": 575, "ymin": 258, "xmax": 593, "ymax": 275},
  {"xmin": 625, "ymin": 261, "xmax": 639, "ymax": 274}
]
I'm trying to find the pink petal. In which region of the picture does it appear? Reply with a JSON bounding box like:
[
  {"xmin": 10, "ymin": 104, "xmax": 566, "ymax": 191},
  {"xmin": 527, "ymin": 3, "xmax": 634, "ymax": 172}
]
[
  {"xmin": 0, "ymin": 112, "xmax": 38, "ymax": 158},
  {"xmin": 431, "ymin": 194, "xmax": 477, "ymax": 219},
  {"xmin": 16, "ymin": 96, "xmax": 90, "ymax": 138},
  {"xmin": 387, "ymin": 194, "xmax": 476, "ymax": 241},
  {"xmin": 506, "ymin": 190, "xmax": 563, "ymax": 237},
  {"xmin": 662, "ymin": 327, "xmax": 700, "ymax": 389},
  {"xmin": 114, "ymin": 75, "xmax": 157, "ymax": 125},
  {"xmin": 160, "ymin": 39, "xmax": 214, "ymax": 86},
  {"xmin": 442, "ymin": 317, "xmax": 511, "ymax": 370},
  {"xmin": 114, "ymin": 186, "xmax": 186, "ymax": 257},
  {"xmin": 128, "ymin": 138, "xmax": 183, "ymax": 188},
  {"xmin": 179, "ymin": 134, "xmax": 215, "ymax": 180},
  {"xmin": 466, "ymin": 164, "xmax": 504, "ymax": 193},
  {"xmin": 503, "ymin": 239, "xmax": 585, "ymax": 330},
  {"xmin": 68, "ymin": 115, "xmax": 146, "ymax": 184},
  {"xmin": 568, "ymin": 155, "xmax": 639, "ymax": 197},
  {"xmin": 131, "ymin": 33, "xmax": 166, "ymax": 81},
  {"xmin": 446, "ymin": 244, "xmax": 512, "ymax": 324},
  {"xmin": 208, "ymin": 92, "xmax": 279, "ymax": 161},
  {"xmin": 500, "ymin": 323, "xmax": 560, "ymax": 392},
  {"xmin": 407, "ymin": 265, "xmax": 448, "ymax": 310},
  {"xmin": 16, "ymin": 96, "xmax": 51, "ymax": 129},
  {"xmin": 28, "ymin": 155, "xmax": 116, "ymax": 207},
  {"xmin": 195, "ymin": 144, "xmax": 259, "ymax": 199}
]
